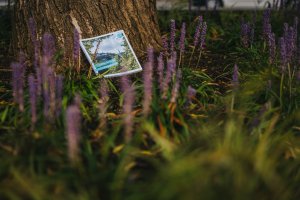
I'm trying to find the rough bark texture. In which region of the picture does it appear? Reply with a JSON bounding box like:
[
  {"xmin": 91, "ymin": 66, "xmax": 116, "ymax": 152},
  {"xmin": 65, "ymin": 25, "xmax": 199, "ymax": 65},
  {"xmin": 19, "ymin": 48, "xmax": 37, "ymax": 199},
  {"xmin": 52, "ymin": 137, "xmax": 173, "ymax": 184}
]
[{"xmin": 12, "ymin": 0, "xmax": 161, "ymax": 68}]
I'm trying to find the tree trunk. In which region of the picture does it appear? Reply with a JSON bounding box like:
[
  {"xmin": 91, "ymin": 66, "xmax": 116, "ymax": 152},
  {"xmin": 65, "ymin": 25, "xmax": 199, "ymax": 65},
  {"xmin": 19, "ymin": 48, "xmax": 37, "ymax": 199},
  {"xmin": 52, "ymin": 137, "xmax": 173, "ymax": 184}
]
[{"xmin": 12, "ymin": 0, "xmax": 161, "ymax": 69}]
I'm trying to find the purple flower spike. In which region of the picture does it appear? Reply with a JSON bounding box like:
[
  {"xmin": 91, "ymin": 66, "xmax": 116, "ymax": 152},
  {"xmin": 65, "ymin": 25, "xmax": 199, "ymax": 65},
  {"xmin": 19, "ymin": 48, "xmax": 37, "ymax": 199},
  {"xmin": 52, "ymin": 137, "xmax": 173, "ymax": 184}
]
[
  {"xmin": 294, "ymin": 17, "xmax": 298, "ymax": 44},
  {"xmin": 170, "ymin": 69, "xmax": 182, "ymax": 103},
  {"xmin": 43, "ymin": 33, "xmax": 55, "ymax": 65},
  {"xmin": 162, "ymin": 59, "xmax": 175, "ymax": 99},
  {"xmin": 121, "ymin": 76, "xmax": 135, "ymax": 142},
  {"xmin": 66, "ymin": 103, "xmax": 81, "ymax": 163},
  {"xmin": 11, "ymin": 52, "xmax": 26, "ymax": 112},
  {"xmin": 200, "ymin": 22, "xmax": 207, "ymax": 50},
  {"xmin": 279, "ymin": 37, "xmax": 287, "ymax": 72},
  {"xmin": 162, "ymin": 36, "xmax": 169, "ymax": 57},
  {"xmin": 241, "ymin": 22, "xmax": 251, "ymax": 48},
  {"xmin": 157, "ymin": 53, "xmax": 164, "ymax": 92},
  {"xmin": 179, "ymin": 22, "xmax": 186, "ymax": 54},
  {"xmin": 269, "ymin": 32, "xmax": 276, "ymax": 64},
  {"xmin": 262, "ymin": 9, "xmax": 271, "ymax": 39},
  {"xmin": 147, "ymin": 47, "xmax": 154, "ymax": 67},
  {"xmin": 193, "ymin": 16, "xmax": 203, "ymax": 47},
  {"xmin": 143, "ymin": 62, "xmax": 153, "ymax": 116},
  {"xmin": 36, "ymin": 68, "xmax": 42, "ymax": 97},
  {"xmin": 170, "ymin": 19, "xmax": 176, "ymax": 52},
  {"xmin": 11, "ymin": 61, "xmax": 25, "ymax": 112},
  {"xmin": 286, "ymin": 27, "xmax": 295, "ymax": 63},
  {"xmin": 171, "ymin": 50, "xmax": 177, "ymax": 59},
  {"xmin": 232, "ymin": 64, "xmax": 239, "ymax": 88},
  {"xmin": 28, "ymin": 75, "xmax": 37, "ymax": 128},
  {"xmin": 187, "ymin": 86, "xmax": 197, "ymax": 103},
  {"xmin": 73, "ymin": 28, "xmax": 80, "ymax": 63},
  {"xmin": 266, "ymin": 23, "xmax": 272, "ymax": 41}
]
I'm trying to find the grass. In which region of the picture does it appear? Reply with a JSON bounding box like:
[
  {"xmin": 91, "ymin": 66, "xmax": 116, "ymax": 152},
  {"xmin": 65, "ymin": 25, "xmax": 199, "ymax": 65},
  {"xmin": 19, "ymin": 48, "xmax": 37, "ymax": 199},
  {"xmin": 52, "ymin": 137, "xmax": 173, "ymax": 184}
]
[{"xmin": 0, "ymin": 8, "xmax": 300, "ymax": 200}]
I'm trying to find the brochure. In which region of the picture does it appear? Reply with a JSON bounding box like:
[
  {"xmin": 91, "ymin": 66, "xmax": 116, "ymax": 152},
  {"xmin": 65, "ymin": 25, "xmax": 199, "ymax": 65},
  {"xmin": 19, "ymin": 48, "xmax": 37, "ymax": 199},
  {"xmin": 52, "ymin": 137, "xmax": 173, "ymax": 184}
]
[{"xmin": 80, "ymin": 30, "xmax": 142, "ymax": 78}]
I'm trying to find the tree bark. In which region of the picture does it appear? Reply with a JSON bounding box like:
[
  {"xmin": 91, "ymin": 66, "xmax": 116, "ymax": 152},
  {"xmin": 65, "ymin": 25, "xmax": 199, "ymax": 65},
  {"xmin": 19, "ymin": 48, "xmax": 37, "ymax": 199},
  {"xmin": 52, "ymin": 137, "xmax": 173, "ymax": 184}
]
[{"xmin": 12, "ymin": 0, "xmax": 161, "ymax": 69}]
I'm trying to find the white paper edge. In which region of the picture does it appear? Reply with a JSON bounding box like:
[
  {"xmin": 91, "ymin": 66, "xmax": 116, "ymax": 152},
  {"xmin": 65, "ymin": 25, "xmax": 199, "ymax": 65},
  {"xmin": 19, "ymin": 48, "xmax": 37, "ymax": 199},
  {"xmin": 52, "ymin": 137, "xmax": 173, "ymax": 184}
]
[{"xmin": 79, "ymin": 30, "xmax": 143, "ymax": 78}]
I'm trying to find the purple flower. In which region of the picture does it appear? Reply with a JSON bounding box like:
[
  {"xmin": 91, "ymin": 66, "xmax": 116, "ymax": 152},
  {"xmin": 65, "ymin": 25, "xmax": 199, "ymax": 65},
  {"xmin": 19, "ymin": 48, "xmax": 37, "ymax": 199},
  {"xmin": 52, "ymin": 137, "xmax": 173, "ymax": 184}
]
[
  {"xmin": 56, "ymin": 75, "xmax": 64, "ymax": 117},
  {"xmin": 200, "ymin": 22, "xmax": 207, "ymax": 50},
  {"xmin": 262, "ymin": 9, "xmax": 271, "ymax": 39},
  {"xmin": 279, "ymin": 37, "xmax": 287, "ymax": 72},
  {"xmin": 171, "ymin": 51, "xmax": 177, "ymax": 68},
  {"xmin": 36, "ymin": 68, "xmax": 42, "ymax": 97},
  {"xmin": 170, "ymin": 19, "xmax": 176, "ymax": 52},
  {"xmin": 66, "ymin": 103, "xmax": 81, "ymax": 163},
  {"xmin": 266, "ymin": 23, "xmax": 272, "ymax": 42},
  {"xmin": 162, "ymin": 36, "xmax": 169, "ymax": 57},
  {"xmin": 179, "ymin": 22, "xmax": 186, "ymax": 54},
  {"xmin": 232, "ymin": 64, "xmax": 239, "ymax": 88},
  {"xmin": 41, "ymin": 64, "xmax": 50, "ymax": 118},
  {"xmin": 162, "ymin": 59, "xmax": 175, "ymax": 99},
  {"xmin": 121, "ymin": 76, "xmax": 135, "ymax": 142},
  {"xmin": 294, "ymin": 17, "xmax": 298, "ymax": 44},
  {"xmin": 147, "ymin": 47, "xmax": 154, "ymax": 67},
  {"xmin": 285, "ymin": 27, "xmax": 296, "ymax": 63},
  {"xmin": 11, "ymin": 62, "xmax": 25, "ymax": 112},
  {"xmin": 187, "ymin": 86, "xmax": 197, "ymax": 103},
  {"xmin": 157, "ymin": 53, "xmax": 164, "ymax": 92},
  {"xmin": 143, "ymin": 61, "xmax": 153, "ymax": 116},
  {"xmin": 170, "ymin": 51, "xmax": 177, "ymax": 77},
  {"xmin": 42, "ymin": 33, "xmax": 55, "ymax": 65},
  {"xmin": 28, "ymin": 75, "xmax": 37, "ymax": 128},
  {"xmin": 11, "ymin": 52, "xmax": 26, "ymax": 112},
  {"xmin": 73, "ymin": 28, "xmax": 80, "ymax": 60},
  {"xmin": 268, "ymin": 32, "xmax": 276, "ymax": 64},
  {"xmin": 241, "ymin": 22, "xmax": 251, "ymax": 48},
  {"xmin": 193, "ymin": 16, "xmax": 203, "ymax": 47},
  {"xmin": 170, "ymin": 69, "xmax": 182, "ymax": 103}
]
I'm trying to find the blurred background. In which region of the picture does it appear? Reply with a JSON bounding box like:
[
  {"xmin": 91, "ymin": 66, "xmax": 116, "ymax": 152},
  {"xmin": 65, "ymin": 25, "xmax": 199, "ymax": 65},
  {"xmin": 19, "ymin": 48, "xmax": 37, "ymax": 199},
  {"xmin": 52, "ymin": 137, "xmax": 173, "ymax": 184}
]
[
  {"xmin": 0, "ymin": 0, "xmax": 298, "ymax": 10},
  {"xmin": 157, "ymin": 0, "xmax": 297, "ymax": 10}
]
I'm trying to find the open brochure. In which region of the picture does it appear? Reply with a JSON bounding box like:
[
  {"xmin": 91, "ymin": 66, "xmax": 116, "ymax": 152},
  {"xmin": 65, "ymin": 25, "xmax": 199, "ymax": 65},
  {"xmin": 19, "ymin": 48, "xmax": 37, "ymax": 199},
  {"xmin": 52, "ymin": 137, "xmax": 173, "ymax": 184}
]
[{"xmin": 80, "ymin": 30, "xmax": 142, "ymax": 78}]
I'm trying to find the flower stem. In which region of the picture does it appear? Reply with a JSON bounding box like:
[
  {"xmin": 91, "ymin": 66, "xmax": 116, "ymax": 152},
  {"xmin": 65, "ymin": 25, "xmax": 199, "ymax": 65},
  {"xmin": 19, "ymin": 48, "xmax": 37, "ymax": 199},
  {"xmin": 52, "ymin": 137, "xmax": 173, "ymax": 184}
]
[
  {"xmin": 196, "ymin": 49, "xmax": 203, "ymax": 67},
  {"xmin": 188, "ymin": 47, "xmax": 195, "ymax": 68},
  {"xmin": 279, "ymin": 73, "xmax": 284, "ymax": 108}
]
